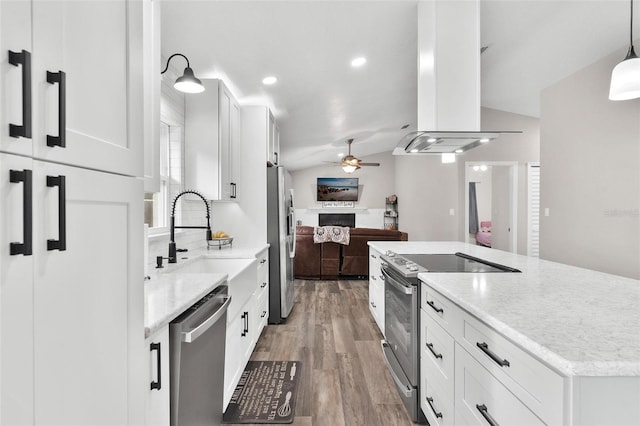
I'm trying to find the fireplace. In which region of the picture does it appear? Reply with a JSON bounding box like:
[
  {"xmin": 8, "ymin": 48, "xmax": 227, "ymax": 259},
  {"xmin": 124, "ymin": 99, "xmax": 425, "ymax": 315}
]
[{"xmin": 318, "ymin": 213, "xmax": 356, "ymax": 227}]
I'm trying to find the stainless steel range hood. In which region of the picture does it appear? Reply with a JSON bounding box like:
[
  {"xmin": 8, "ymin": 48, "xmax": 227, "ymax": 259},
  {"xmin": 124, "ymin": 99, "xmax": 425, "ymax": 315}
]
[
  {"xmin": 395, "ymin": 1, "xmax": 521, "ymax": 157},
  {"xmin": 394, "ymin": 130, "xmax": 521, "ymax": 155}
]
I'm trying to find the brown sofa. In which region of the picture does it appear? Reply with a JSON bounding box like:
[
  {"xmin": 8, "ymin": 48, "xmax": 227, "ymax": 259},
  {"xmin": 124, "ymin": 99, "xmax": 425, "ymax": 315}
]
[{"xmin": 294, "ymin": 226, "xmax": 408, "ymax": 279}]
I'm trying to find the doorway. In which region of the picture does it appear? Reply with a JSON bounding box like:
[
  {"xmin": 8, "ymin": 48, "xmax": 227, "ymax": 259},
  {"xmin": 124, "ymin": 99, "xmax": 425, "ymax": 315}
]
[{"xmin": 465, "ymin": 161, "xmax": 518, "ymax": 253}]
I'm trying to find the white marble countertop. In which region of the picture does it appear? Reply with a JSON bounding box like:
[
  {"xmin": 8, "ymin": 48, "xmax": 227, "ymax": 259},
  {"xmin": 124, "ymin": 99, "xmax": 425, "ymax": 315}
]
[
  {"xmin": 368, "ymin": 241, "xmax": 640, "ymax": 377},
  {"xmin": 144, "ymin": 244, "xmax": 269, "ymax": 338}
]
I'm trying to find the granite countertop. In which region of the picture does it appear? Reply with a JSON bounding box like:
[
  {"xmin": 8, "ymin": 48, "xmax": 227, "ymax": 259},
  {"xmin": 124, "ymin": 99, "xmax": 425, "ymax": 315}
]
[
  {"xmin": 144, "ymin": 244, "xmax": 269, "ymax": 338},
  {"xmin": 368, "ymin": 241, "xmax": 640, "ymax": 377}
]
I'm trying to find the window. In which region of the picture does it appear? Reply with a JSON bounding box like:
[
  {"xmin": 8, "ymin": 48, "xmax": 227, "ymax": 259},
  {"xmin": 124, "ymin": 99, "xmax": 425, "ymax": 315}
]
[{"xmin": 144, "ymin": 121, "xmax": 183, "ymax": 231}]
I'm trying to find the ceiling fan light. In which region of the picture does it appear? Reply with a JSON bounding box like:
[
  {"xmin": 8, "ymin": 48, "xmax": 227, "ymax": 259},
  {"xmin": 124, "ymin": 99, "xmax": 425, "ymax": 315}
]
[
  {"xmin": 342, "ymin": 164, "xmax": 358, "ymax": 173},
  {"xmin": 609, "ymin": 50, "xmax": 640, "ymax": 100}
]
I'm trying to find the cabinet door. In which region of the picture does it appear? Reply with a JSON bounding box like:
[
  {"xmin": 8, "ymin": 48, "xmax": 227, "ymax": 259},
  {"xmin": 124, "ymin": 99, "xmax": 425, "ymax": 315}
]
[
  {"xmin": 0, "ymin": 0, "xmax": 33, "ymax": 156},
  {"xmin": 0, "ymin": 153, "xmax": 34, "ymax": 425},
  {"xmin": 143, "ymin": 0, "xmax": 161, "ymax": 193},
  {"xmin": 224, "ymin": 311, "xmax": 244, "ymax": 409},
  {"xmin": 31, "ymin": 0, "xmax": 143, "ymax": 177},
  {"xmin": 145, "ymin": 327, "xmax": 170, "ymax": 426},
  {"xmin": 218, "ymin": 82, "xmax": 239, "ymax": 200},
  {"xmin": 32, "ymin": 160, "xmax": 144, "ymax": 425}
]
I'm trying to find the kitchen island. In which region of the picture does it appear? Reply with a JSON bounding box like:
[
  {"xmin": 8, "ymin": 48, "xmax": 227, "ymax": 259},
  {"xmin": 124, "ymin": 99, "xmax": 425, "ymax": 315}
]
[{"xmin": 368, "ymin": 241, "xmax": 640, "ymax": 425}]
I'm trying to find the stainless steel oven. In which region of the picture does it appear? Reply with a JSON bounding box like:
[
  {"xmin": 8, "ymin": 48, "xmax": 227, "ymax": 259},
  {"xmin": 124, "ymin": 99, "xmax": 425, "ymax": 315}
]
[
  {"xmin": 380, "ymin": 262, "xmax": 425, "ymax": 423},
  {"xmin": 379, "ymin": 250, "xmax": 520, "ymax": 423}
]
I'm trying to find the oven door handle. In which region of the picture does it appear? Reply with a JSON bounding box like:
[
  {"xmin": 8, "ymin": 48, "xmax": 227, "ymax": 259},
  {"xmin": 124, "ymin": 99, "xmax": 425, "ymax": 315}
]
[{"xmin": 381, "ymin": 265, "xmax": 414, "ymax": 295}]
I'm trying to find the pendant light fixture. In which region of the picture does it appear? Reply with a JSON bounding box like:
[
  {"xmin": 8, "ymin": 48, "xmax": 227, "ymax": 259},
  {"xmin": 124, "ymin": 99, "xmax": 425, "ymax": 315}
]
[
  {"xmin": 161, "ymin": 53, "xmax": 205, "ymax": 94},
  {"xmin": 609, "ymin": 0, "xmax": 640, "ymax": 100}
]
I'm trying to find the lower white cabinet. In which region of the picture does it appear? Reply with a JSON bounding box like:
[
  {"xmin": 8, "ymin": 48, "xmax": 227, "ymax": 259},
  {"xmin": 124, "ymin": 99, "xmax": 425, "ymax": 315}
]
[
  {"xmin": 223, "ymin": 249, "xmax": 270, "ymax": 409},
  {"xmin": 368, "ymin": 248, "xmax": 385, "ymax": 335},
  {"xmin": 145, "ymin": 326, "xmax": 170, "ymax": 426},
  {"xmin": 0, "ymin": 154, "xmax": 144, "ymax": 425}
]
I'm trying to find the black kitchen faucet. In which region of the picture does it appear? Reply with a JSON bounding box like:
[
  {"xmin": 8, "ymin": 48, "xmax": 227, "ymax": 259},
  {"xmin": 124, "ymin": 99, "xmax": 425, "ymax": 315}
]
[{"xmin": 168, "ymin": 190, "xmax": 212, "ymax": 263}]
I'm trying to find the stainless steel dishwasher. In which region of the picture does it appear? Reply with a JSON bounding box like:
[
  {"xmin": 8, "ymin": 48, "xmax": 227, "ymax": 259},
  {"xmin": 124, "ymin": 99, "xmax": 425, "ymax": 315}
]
[{"xmin": 169, "ymin": 285, "xmax": 231, "ymax": 426}]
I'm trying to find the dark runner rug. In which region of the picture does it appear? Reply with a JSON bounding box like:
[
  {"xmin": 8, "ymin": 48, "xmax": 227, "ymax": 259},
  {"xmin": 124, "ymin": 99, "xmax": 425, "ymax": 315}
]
[{"xmin": 223, "ymin": 361, "xmax": 300, "ymax": 424}]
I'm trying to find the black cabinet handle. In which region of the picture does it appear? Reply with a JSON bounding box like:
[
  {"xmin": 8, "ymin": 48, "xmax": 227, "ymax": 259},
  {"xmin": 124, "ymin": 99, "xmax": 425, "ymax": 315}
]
[
  {"xmin": 241, "ymin": 312, "xmax": 248, "ymax": 336},
  {"xmin": 370, "ymin": 275, "xmax": 377, "ymax": 281},
  {"xmin": 261, "ymin": 310, "xmax": 267, "ymax": 318},
  {"xmin": 9, "ymin": 169, "xmax": 33, "ymax": 256},
  {"xmin": 8, "ymin": 50, "xmax": 32, "ymax": 139},
  {"xmin": 476, "ymin": 342, "xmax": 510, "ymax": 367},
  {"xmin": 476, "ymin": 404, "xmax": 499, "ymax": 426},
  {"xmin": 426, "ymin": 342, "xmax": 443, "ymax": 359},
  {"xmin": 427, "ymin": 300, "xmax": 444, "ymax": 314},
  {"xmin": 230, "ymin": 182, "xmax": 237, "ymax": 199},
  {"xmin": 273, "ymin": 152, "xmax": 278, "ymax": 165},
  {"xmin": 370, "ymin": 254, "xmax": 377, "ymax": 259},
  {"xmin": 370, "ymin": 302, "xmax": 376, "ymax": 308},
  {"xmin": 150, "ymin": 342, "xmax": 161, "ymax": 390},
  {"xmin": 46, "ymin": 71, "xmax": 66, "ymax": 148},
  {"xmin": 426, "ymin": 397, "xmax": 443, "ymax": 419},
  {"xmin": 46, "ymin": 175, "xmax": 66, "ymax": 251}
]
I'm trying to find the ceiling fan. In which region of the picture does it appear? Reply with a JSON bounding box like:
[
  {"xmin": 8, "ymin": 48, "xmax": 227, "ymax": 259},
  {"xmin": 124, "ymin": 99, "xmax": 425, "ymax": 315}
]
[{"xmin": 336, "ymin": 139, "xmax": 380, "ymax": 173}]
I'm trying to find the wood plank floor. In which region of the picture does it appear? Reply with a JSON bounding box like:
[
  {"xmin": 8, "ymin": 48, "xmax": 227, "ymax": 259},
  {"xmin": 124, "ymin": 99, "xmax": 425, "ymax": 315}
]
[{"xmin": 228, "ymin": 279, "xmax": 414, "ymax": 426}]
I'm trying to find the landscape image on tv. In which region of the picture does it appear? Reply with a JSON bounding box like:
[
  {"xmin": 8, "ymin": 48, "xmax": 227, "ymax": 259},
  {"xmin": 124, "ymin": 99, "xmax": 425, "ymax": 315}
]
[{"xmin": 317, "ymin": 177, "xmax": 359, "ymax": 202}]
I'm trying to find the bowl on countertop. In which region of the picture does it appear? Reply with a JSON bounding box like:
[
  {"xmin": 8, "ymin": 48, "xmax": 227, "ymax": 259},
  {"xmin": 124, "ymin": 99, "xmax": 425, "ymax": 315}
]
[{"xmin": 207, "ymin": 237, "xmax": 233, "ymax": 250}]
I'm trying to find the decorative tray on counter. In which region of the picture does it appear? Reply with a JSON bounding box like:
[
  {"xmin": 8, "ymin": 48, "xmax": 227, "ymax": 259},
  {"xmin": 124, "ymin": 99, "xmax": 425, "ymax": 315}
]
[{"xmin": 207, "ymin": 237, "xmax": 233, "ymax": 250}]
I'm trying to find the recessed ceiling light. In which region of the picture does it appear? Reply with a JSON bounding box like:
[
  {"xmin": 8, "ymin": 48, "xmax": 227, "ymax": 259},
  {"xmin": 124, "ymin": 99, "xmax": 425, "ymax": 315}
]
[
  {"xmin": 262, "ymin": 76, "xmax": 277, "ymax": 85},
  {"xmin": 410, "ymin": 149, "xmax": 419, "ymax": 153},
  {"xmin": 351, "ymin": 57, "xmax": 366, "ymax": 67},
  {"xmin": 427, "ymin": 138, "xmax": 438, "ymax": 143},
  {"xmin": 455, "ymin": 149, "xmax": 463, "ymax": 153},
  {"xmin": 479, "ymin": 138, "xmax": 490, "ymax": 143},
  {"xmin": 338, "ymin": 152, "xmax": 344, "ymax": 157}
]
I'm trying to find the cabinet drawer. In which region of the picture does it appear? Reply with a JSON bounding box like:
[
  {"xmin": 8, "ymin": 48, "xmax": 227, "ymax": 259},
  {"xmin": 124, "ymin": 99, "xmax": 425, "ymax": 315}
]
[
  {"xmin": 455, "ymin": 346, "xmax": 544, "ymax": 426},
  {"xmin": 460, "ymin": 313, "xmax": 564, "ymax": 424},
  {"xmin": 420, "ymin": 365, "xmax": 455, "ymax": 426},
  {"xmin": 421, "ymin": 283, "xmax": 463, "ymax": 338},
  {"xmin": 421, "ymin": 308, "xmax": 455, "ymax": 385}
]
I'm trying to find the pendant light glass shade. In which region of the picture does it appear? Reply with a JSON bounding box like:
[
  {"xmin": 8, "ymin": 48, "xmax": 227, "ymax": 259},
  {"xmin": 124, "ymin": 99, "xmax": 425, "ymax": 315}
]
[
  {"xmin": 609, "ymin": 0, "xmax": 640, "ymax": 100},
  {"xmin": 342, "ymin": 164, "xmax": 358, "ymax": 173}
]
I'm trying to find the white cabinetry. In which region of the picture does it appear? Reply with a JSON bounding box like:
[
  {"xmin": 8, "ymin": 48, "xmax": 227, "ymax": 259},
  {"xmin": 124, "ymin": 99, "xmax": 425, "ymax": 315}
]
[
  {"xmin": 267, "ymin": 110, "xmax": 280, "ymax": 166},
  {"xmin": 420, "ymin": 282, "xmax": 563, "ymax": 426},
  {"xmin": 223, "ymin": 250, "xmax": 270, "ymax": 409},
  {"xmin": 368, "ymin": 248, "xmax": 385, "ymax": 335},
  {"xmin": 145, "ymin": 326, "xmax": 170, "ymax": 426},
  {"xmin": 0, "ymin": 1, "xmax": 145, "ymax": 424},
  {"xmin": 185, "ymin": 79, "xmax": 240, "ymax": 201}
]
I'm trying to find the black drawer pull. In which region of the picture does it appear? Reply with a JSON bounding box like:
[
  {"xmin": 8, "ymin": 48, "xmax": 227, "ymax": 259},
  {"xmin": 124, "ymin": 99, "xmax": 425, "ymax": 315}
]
[
  {"xmin": 426, "ymin": 342, "xmax": 443, "ymax": 359},
  {"xmin": 9, "ymin": 169, "xmax": 33, "ymax": 256},
  {"xmin": 476, "ymin": 342, "xmax": 510, "ymax": 367},
  {"xmin": 261, "ymin": 282, "xmax": 267, "ymax": 288},
  {"xmin": 426, "ymin": 300, "xmax": 443, "ymax": 314},
  {"xmin": 370, "ymin": 302, "xmax": 376, "ymax": 308},
  {"xmin": 476, "ymin": 404, "xmax": 499, "ymax": 426},
  {"xmin": 8, "ymin": 50, "xmax": 32, "ymax": 139},
  {"xmin": 371, "ymin": 275, "xmax": 377, "ymax": 281},
  {"xmin": 426, "ymin": 397, "xmax": 443, "ymax": 419},
  {"xmin": 46, "ymin": 71, "xmax": 66, "ymax": 148},
  {"xmin": 273, "ymin": 152, "xmax": 278, "ymax": 165},
  {"xmin": 46, "ymin": 175, "xmax": 67, "ymax": 251},
  {"xmin": 261, "ymin": 310, "xmax": 267, "ymax": 318},
  {"xmin": 150, "ymin": 342, "xmax": 161, "ymax": 390},
  {"xmin": 370, "ymin": 254, "xmax": 377, "ymax": 259},
  {"xmin": 230, "ymin": 182, "xmax": 237, "ymax": 199}
]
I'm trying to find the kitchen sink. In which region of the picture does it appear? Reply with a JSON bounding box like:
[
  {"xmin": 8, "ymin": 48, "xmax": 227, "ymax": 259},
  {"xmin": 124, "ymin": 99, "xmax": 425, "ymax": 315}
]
[{"xmin": 175, "ymin": 257, "xmax": 255, "ymax": 278}]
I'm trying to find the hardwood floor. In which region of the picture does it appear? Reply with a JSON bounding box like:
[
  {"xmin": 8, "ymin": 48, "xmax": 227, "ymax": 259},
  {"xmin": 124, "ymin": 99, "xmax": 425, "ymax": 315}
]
[{"xmin": 230, "ymin": 279, "xmax": 414, "ymax": 426}]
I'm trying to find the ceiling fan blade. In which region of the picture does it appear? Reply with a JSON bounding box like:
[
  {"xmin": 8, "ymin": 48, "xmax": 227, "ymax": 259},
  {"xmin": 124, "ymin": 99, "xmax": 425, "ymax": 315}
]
[{"xmin": 359, "ymin": 162, "xmax": 380, "ymax": 166}]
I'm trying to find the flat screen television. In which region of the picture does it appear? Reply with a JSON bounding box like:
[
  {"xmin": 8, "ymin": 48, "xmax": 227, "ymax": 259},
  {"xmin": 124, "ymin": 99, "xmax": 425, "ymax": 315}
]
[{"xmin": 317, "ymin": 177, "xmax": 359, "ymax": 202}]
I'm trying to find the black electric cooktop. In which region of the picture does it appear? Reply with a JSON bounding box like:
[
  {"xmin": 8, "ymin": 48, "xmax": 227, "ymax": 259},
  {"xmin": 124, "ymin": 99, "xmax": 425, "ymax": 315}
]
[{"xmin": 386, "ymin": 252, "xmax": 521, "ymax": 274}]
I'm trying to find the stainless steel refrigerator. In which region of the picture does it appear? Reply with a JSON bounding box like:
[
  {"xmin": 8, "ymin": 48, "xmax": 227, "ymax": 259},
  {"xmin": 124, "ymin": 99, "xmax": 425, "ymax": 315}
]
[{"xmin": 267, "ymin": 166, "xmax": 296, "ymax": 323}]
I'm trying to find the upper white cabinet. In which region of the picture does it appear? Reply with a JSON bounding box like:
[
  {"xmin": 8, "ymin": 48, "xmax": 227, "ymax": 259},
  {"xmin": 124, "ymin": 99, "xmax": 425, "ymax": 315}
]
[
  {"xmin": 143, "ymin": 0, "xmax": 161, "ymax": 193},
  {"xmin": 267, "ymin": 110, "xmax": 279, "ymax": 166},
  {"xmin": 1, "ymin": 0, "xmax": 143, "ymax": 177},
  {"xmin": 185, "ymin": 79, "xmax": 240, "ymax": 201}
]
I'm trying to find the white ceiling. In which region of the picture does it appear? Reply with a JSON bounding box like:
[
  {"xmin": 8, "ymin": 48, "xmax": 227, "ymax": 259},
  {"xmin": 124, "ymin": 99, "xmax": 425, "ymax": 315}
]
[{"xmin": 161, "ymin": 0, "xmax": 636, "ymax": 170}]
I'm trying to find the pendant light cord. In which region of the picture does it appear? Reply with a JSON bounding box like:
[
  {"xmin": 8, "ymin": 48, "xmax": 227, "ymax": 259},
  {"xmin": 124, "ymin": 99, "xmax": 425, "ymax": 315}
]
[
  {"xmin": 631, "ymin": 0, "xmax": 634, "ymax": 47},
  {"xmin": 161, "ymin": 53, "xmax": 191, "ymax": 75}
]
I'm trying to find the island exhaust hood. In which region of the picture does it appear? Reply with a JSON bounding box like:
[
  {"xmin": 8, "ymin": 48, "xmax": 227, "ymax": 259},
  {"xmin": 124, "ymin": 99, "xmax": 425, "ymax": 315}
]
[{"xmin": 394, "ymin": 1, "xmax": 520, "ymax": 156}]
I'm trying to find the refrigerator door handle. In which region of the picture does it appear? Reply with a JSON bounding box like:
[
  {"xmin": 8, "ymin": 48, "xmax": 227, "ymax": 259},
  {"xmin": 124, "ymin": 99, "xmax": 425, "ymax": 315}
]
[{"xmin": 289, "ymin": 189, "xmax": 296, "ymax": 257}]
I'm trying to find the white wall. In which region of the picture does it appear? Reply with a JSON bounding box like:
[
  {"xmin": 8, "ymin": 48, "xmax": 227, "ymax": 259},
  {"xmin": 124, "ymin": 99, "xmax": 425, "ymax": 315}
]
[
  {"xmin": 540, "ymin": 47, "xmax": 640, "ymax": 279},
  {"xmin": 291, "ymin": 151, "xmax": 395, "ymax": 229}
]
